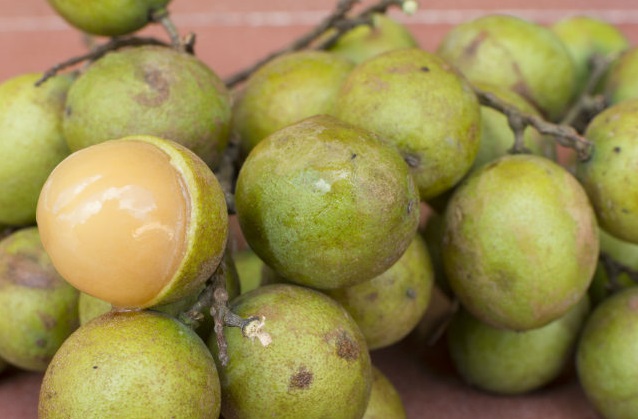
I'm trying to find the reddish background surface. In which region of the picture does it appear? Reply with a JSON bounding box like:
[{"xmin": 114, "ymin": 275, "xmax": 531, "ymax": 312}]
[{"xmin": 2, "ymin": 0, "xmax": 637, "ymax": 418}]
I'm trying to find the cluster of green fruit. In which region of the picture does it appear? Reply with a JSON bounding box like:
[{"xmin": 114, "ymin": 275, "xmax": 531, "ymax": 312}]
[{"xmin": 2, "ymin": 0, "xmax": 638, "ymax": 418}]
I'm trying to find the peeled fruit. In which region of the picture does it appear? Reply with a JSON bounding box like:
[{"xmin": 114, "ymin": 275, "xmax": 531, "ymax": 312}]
[
  {"xmin": 232, "ymin": 50, "xmax": 354, "ymax": 155},
  {"xmin": 577, "ymin": 287, "xmax": 638, "ymax": 418},
  {"xmin": 443, "ymin": 154, "xmax": 599, "ymax": 330},
  {"xmin": 551, "ymin": 15, "xmax": 629, "ymax": 98},
  {"xmin": 333, "ymin": 47, "xmax": 481, "ymax": 200},
  {"xmin": 39, "ymin": 310, "xmax": 221, "ymax": 418},
  {"xmin": 362, "ymin": 366, "xmax": 407, "ymax": 419},
  {"xmin": 63, "ymin": 45, "xmax": 231, "ymax": 168},
  {"xmin": 447, "ymin": 296, "xmax": 590, "ymax": 395},
  {"xmin": 576, "ymin": 99, "xmax": 638, "ymax": 244},
  {"xmin": 47, "ymin": 0, "xmax": 171, "ymax": 37},
  {"xmin": 602, "ymin": 46, "xmax": 638, "ymax": 105},
  {"xmin": 37, "ymin": 135, "xmax": 228, "ymax": 309},
  {"xmin": 0, "ymin": 227, "xmax": 79, "ymax": 372},
  {"xmin": 235, "ymin": 115, "xmax": 420, "ymax": 289},
  {"xmin": 325, "ymin": 234, "xmax": 434, "ymax": 350},
  {"xmin": 437, "ymin": 14, "xmax": 575, "ymax": 121},
  {"xmin": 326, "ymin": 13, "xmax": 419, "ymax": 63},
  {"xmin": 209, "ymin": 284, "xmax": 372, "ymax": 419},
  {"xmin": 473, "ymin": 82, "xmax": 555, "ymax": 170},
  {"xmin": 0, "ymin": 73, "xmax": 72, "ymax": 226}
]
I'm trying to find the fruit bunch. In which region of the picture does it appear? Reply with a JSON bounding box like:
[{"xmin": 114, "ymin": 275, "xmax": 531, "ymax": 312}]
[{"xmin": 2, "ymin": 0, "xmax": 638, "ymax": 418}]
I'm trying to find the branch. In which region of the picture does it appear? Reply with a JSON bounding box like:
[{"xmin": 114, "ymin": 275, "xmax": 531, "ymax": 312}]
[
  {"xmin": 473, "ymin": 85, "xmax": 594, "ymax": 161},
  {"xmin": 599, "ymin": 252, "xmax": 638, "ymax": 292},
  {"xmin": 36, "ymin": 36, "xmax": 170, "ymax": 86},
  {"xmin": 560, "ymin": 52, "xmax": 620, "ymax": 131},
  {"xmin": 150, "ymin": 7, "xmax": 196, "ymax": 54},
  {"xmin": 224, "ymin": 0, "xmax": 360, "ymax": 88},
  {"xmin": 213, "ymin": 135, "xmax": 241, "ymax": 215}
]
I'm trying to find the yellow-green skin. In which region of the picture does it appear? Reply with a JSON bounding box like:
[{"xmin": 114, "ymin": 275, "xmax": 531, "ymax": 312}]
[
  {"xmin": 328, "ymin": 13, "xmax": 419, "ymax": 64},
  {"xmin": 589, "ymin": 228, "xmax": 638, "ymax": 305},
  {"xmin": 78, "ymin": 292, "xmax": 111, "ymax": 326},
  {"xmin": 551, "ymin": 15, "xmax": 629, "ymax": 98},
  {"xmin": 437, "ymin": 14, "xmax": 575, "ymax": 121},
  {"xmin": 0, "ymin": 227, "xmax": 79, "ymax": 372},
  {"xmin": 233, "ymin": 247, "xmax": 266, "ymax": 294},
  {"xmin": 474, "ymin": 82, "xmax": 556, "ymax": 171},
  {"xmin": 325, "ymin": 234, "xmax": 433, "ymax": 350},
  {"xmin": 362, "ymin": 366, "xmax": 407, "ymax": 419},
  {"xmin": 233, "ymin": 50, "xmax": 354, "ymax": 155},
  {"xmin": 577, "ymin": 287, "xmax": 638, "ymax": 419},
  {"xmin": 235, "ymin": 115, "xmax": 420, "ymax": 289},
  {"xmin": 333, "ymin": 47, "xmax": 481, "ymax": 201},
  {"xmin": 576, "ymin": 99, "xmax": 638, "ymax": 244},
  {"xmin": 443, "ymin": 154, "xmax": 599, "ymax": 331},
  {"xmin": 0, "ymin": 73, "xmax": 72, "ymax": 226},
  {"xmin": 47, "ymin": 0, "xmax": 171, "ymax": 37},
  {"xmin": 63, "ymin": 46, "xmax": 231, "ymax": 169},
  {"xmin": 208, "ymin": 284, "xmax": 372, "ymax": 419},
  {"xmin": 447, "ymin": 296, "xmax": 590, "ymax": 395},
  {"xmin": 602, "ymin": 46, "xmax": 638, "ymax": 106},
  {"xmin": 39, "ymin": 310, "xmax": 221, "ymax": 418}
]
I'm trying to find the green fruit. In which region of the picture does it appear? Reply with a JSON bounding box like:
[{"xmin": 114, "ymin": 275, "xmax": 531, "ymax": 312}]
[
  {"xmin": 208, "ymin": 284, "xmax": 372, "ymax": 419},
  {"xmin": 37, "ymin": 135, "xmax": 228, "ymax": 309},
  {"xmin": 47, "ymin": 0, "xmax": 171, "ymax": 37},
  {"xmin": 78, "ymin": 292, "xmax": 111, "ymax": 325},
  {"xmin": 235, "ymin": 115, "xmax": 420, "ymax": 289},
  {"xmin": 325, "ymin": 234, "xmax": 434, "ymax": 350},
  {"xmin": 327, "ymin": 13, "xmax": 419, "ymax": 63},
  {"xmin": 447, "ymin": 296, "xmax": 590, "ymax": 395},
  {"xmin": 362, "ymin": 366, "xmax": 407, "ymax": 419},
  {"xmin": 576, "ymin": 99, "xmax": 638, "ymax": 244},
  {"xmin": 333, "ymin": 47, "xmax": 481, "ymax": 200},
  {"xmin": 443, "ymin": 154, "xmax": 599, "ymax": 330},
  {"xmin": 551, "ymin": 15, "xmax": 629, "ymax": 97},
  {"xmin": 232, "ymin": 247, "xmax": 266, "ymax": 294},
  {"xmin": 421, "ymin": 212, "xmax": 453, "ymax": 297},
  {"xmin": 473, "ymin": 82, "xmax": 555, "ymax": 170},
  {"xmin": 602, "ymin": 46, "xmax": 638, "ymax": 106},
  {"xmin": 63, "ymin": 45, "xmax": 231, "ymax": 168},
  {"xmin": 0, "ymin": 73, "xmax": 72, "ymax": 226},
  {"xmin": 232, "ymin": 50, "xmax": 354, "ymax": 155},
  {"xmin": 39, "ymin": 310, "xmax": 221, "ymax": 418},
  {"xmin": 0, "ymin": 227, "xmax": 79, "ymax": 372},
  {"xmin": 589, "ymin": 228, "xmax": 638, "ymax": 305},
  {"xmin": 437, "ymin": 14, "xmax": 575, "ymax": 121},
  {"xmin": 577, "ymin": 287, "xmax": 638, "ymax": 418}
]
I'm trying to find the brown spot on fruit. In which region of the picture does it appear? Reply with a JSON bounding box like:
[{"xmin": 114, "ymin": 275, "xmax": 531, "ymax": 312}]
[
  {"xmin": 365, "ymin": 292, "xmax": 378, "ymax": 302},
  {"xmin": 134, "ymin": 67, "xmax": 170, "ymax": 107},
  {"xmin": 289, "ymin": 366, "xmax": 313, "ymax": 390},
  {"xmin": 406, "ymin": 288, "xmax": 417, "ymax": 299},
  {"xmin": 628, "ymin": 295, "xmax": 638, "ymax": 311},
  {"xmin": 4, "ymin": 256, "xmax": 57, "ymax": 289},
  {"xmin": 326, "ymin": 329, "xmax": 360, "ymax": 362},
  {"xmin": 39, "ymin": 312, "xmax": 57, "ymax": 330},
  {"xmin": 464, "ymin": 31, "xmax": 488, "ymax": 58}
]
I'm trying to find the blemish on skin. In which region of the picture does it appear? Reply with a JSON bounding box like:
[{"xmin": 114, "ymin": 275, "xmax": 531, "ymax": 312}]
[
  {"xmin": 35, "ymin": 338, "xmax": 47, "ymax": 348},
  {"xmin": 614, "ymin": 147, "xmax": 622, "ymax": 153},
  {"xmin": 314, "ymin": 178, "xmax": 331, "ymax": 193},
  {"xmin": 420, "ymin": 66, "xmax": 430, "ymax": 72},
  {"xmin": 365, "ymin": 292, "xmax": 378, "ymax": 302},
  {"xmin": 327, "ymin": 330, "xmax": 360, "ymax": 362},
  {"xmin": 406, "ymin": 288, "xmax": 417, "ymax": 299},
  {"xmin": 93, "ymin": 365, "xmax": 98, "ymax": 370},
  {"xmin": 289, "ymin": 366, "xmax": 313, "ymax": 390},
  {"xmin": 404, "ymin": 154, "xmax": 420, "ymax": 168},
  {"xmin": 629, "ymin": 295, "xmax": 638, "ymax": 311},
  {"xmin": 351, "ymin": 153, "xmax": 357, "ymax": 160}
]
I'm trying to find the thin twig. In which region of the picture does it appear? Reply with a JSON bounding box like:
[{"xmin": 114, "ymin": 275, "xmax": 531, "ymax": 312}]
[
  {"xmin": 223, "ymin": 0, "xmax": 360, "ymax": 88},
  {"xmin": 474, "ymin": 85, "xmax": 594, "ymax": 161},
  {"xmin": 150, "ymin": 7, "xmax": 196, "ymax": 53},
  {"xmin": 36, "ymin": 36, "xmax": 169, "ymax": 86}
]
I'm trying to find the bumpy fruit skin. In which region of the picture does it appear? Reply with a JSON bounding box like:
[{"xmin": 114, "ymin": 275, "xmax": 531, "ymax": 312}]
[
  {"xmin": 443, "ymin": 154, "xmax": 599, "ymax": 330},
  {"xmin": 576, "ymin": 99, "xmax": 638, "ymax": 244},
  {"xmin": 602, "ymin": 46, "xmax": 638, "ymax": 106},
  {"xmin": 232, "ymin": 50, "xmax": 354, "ymax": 155},
  {"xmin": 447, "ymin": 296, "xmax": 590, "ymax": 395},
  {"xmin": 437, "ymin": 14, "xmax": 575, "ymax": 121},
  {"xmin": 47, "ymin": 0, "xmax": 171, "ymax": 37},
  {"xmin": 473, "ymin": 82, "xmax": 555, "ymax": 171},
  {"xmin": 327, "ymin": 13, "xmax": 419, "ymax": 64},
  {"xmin": 235, "ymin": 115, "xmax": 420, "ymax": 289},
  {"xmin": 37, "ymin": 135, "xmax": 228, "ymax": 309},
  {"xmin": 551, "ymin": 15, "xmax": 629, "ymax": 98},
  {"xmin": 0, "ymin": 227, "xmax": 79, "ymax": 372},
  {"xmin": 325, "ymin": 234, "xmax": 434, "ymax": 350},
  {"xmin": 63, "ymin": 45, "xmax": 231, "ymax": 168},
  {"xmin": 39, "ymin": 310, "xmax": 221, "ymax": 418},
  {"xmin": 208, "ymin": 284, "xmax": 372, "ymax": 419},
  {"xmin": 362, "ymin": 366, "xmax": 407, "ymax": 419},
  {"xmin": 333, "ymin": 47, "xmax": 481, "ymax": 201},
  {"xmin": 589, "ymin": 228, "xmax": 638, "ymax": 305},
  {"xmin": 577, "ymin": 287, "xmax": 638, "ymax": 419},
  {"xmin": 0, "ymin": 73, "xmax": 72, "ymax": 226}
]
